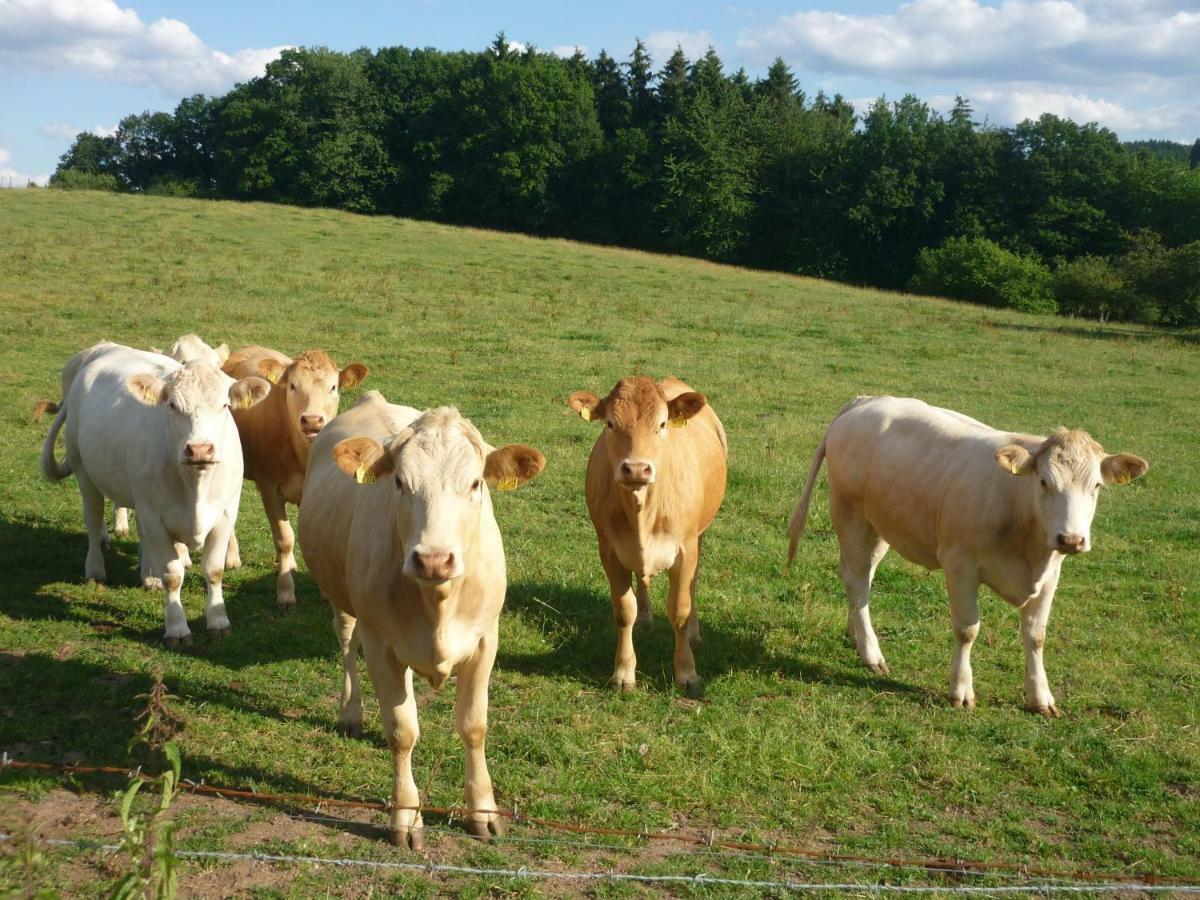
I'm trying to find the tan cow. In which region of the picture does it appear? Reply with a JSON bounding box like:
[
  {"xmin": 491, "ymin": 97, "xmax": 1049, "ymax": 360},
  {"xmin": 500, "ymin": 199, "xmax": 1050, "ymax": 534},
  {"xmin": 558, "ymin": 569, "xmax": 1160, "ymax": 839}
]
[
  {"xmin": 787, "ymin": 395, "xmax": 1149, "ymax": 715},
  {"xmin": 298, "ymin": 392, "xmax": 544, "ymax": 847},
  {"xmin": 221, "ymin": 346, "xmax": 367, "ymax": 606},
  {"xmin": 567, "ymin": 376, "xmax": 727, "ymax": 696}
]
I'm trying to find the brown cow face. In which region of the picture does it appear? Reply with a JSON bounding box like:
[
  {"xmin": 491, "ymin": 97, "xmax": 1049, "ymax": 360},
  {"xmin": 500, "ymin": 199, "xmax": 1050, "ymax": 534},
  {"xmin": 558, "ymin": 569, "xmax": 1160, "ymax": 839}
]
[
  {"xmin": 260, "ymin": 351, "xmax": 367, "ymax": 443},
  {"xmin": 995, "ymin": 429, "xmax": 1148, "ymax": 555},
  {"xmin": 333, "ymin": 407, "xmax": 544, "ymax": 584},
  {"xmin": 569, "ymin": 377, "xmax": 707, "ymax": 491}
]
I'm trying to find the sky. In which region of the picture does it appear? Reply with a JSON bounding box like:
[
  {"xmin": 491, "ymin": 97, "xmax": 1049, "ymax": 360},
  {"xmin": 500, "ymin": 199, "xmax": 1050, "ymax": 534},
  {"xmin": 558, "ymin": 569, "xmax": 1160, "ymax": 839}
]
[{"xmin": 1, "ymin": 0, "xmax": 1198, "ymax": 186}]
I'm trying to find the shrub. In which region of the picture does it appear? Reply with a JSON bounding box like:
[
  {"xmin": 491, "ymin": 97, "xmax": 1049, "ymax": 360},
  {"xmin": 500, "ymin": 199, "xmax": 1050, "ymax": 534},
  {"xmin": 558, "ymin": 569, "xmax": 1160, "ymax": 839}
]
[
  {"xmin": 1137, "ymin": 241, "xmax": 1200, "ymax": 327},
  {"xmin": 144, "ymin": 177, "xmax": 200, "ymax": 197},
  {"xmin": 1053, "ymin": 255, "xmax": 1139, "ymax": 323},
  {"xmin": 48, "ymin": 169, "xmax": 120, "ymax": 192},
  {"xmin": 910, "ymin": 237, "xmax": 1057, "ymax": 314}
]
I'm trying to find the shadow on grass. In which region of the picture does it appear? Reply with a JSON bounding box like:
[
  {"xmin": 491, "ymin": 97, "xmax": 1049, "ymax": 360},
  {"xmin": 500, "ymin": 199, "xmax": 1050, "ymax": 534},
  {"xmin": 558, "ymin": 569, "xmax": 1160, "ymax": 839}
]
[
  {"xmin": 992, "ymin": 320, "xmax": 1200, "ymax": 345},
  {"xmin": 501, "ymin": 579, "xmax": 929, "ymax": 702}
]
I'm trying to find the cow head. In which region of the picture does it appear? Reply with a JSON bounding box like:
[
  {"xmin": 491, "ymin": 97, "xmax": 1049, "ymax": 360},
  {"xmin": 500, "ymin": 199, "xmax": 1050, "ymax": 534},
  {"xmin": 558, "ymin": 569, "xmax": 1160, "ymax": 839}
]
[
  {"xmin": 127, "ymin": 362, "xmax": 270, "ymax": 469},
  {"xmin": 995, "ymin": 428, "xmax": 1148, "ymax": 555},
  {"xmin": 167, "ymin": 333, "xmax": 230, "ymax": 368},
  {"xmin": 568, "ymin": 377, "xmax": 707, "ymax": 492},
  {"xmin": 258, "ymin": 351, "xmax": 368, "ymax": 443},
  {"xmin": 333, "ymin": 407, "xmax": 544, "ymax": 585}
]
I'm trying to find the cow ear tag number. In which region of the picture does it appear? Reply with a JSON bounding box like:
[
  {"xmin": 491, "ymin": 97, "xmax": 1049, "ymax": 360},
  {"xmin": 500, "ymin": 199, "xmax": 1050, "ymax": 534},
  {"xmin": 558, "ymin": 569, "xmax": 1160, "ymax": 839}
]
[
  {"xmin": 356, "ymin": 464, "xmax": 375, "ymax": 485},
  {"xmin": 497, "ymin": 476, "xmax": 519, "ymax": 492}
]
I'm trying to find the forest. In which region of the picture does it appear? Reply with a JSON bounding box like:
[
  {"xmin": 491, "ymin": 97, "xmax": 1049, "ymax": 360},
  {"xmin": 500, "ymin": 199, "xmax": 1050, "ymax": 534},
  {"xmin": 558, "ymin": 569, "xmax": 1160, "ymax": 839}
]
[{"xmin": 50, "ymin": 38, "xmax": 1200, "ymax": 325}]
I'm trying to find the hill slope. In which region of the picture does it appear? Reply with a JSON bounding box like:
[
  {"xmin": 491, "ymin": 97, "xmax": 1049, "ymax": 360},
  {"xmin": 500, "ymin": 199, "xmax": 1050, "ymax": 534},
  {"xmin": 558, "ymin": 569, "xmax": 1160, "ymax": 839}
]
[{"xmin": 2, "ymin": 190, "xmax": 1198, "ymax": 892}]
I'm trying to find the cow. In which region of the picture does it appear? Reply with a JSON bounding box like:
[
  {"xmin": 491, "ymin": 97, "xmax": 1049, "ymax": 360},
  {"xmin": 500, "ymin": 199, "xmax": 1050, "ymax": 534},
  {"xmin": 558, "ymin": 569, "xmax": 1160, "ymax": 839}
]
[
  {"xmin": 40, "ymin": 341, "xmax": 269, "ymax": 644},
  {"xmin": 787, "ymin": 395, "xmax": 1149, "ymax": 716},
  {"xmin": 298, "ymin": 391, "xmax": 544, "ymax": 847},
  {"xmin": 221, "ymin": 346, "xmax": 367, "ymax": 605},
  {"xmin": 567, "ymin": 376, "xmax": 727, "ymax": 696},
  {"xmin": 113, "ymin": 334, "xmax": 231, "ymax": 541}
]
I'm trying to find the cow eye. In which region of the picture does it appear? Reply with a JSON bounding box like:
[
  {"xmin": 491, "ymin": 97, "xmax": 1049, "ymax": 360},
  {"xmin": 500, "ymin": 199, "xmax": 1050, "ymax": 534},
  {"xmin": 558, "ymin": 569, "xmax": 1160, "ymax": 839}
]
[
  {"xmin": 168, "ymin": 401, "xmax": 178, "ymax": 412},
  {"xmin": 290, "ymin": 383, "xmax": 297, "ymax": 392},
  {"xmin": 330, "ymin": 384, "xmax": 338, "ymax": 393},
  {"xmin": 659, "ymin": 421, "xmax": 667, "ymax": 430},
  {"xmin": 394, "ymin": 475, "xmax": 403, "ymax": 490},
  {"xmin": 1039, "ymin": 478, "xmax": 1048, "ymax": 489},
  {"xmin": 471, "ymin": 478, "xmax": 482, "ymax": 492},
  {"xmin": 605, "ymin": 420, "xmax": 614, "ymax": 430}
]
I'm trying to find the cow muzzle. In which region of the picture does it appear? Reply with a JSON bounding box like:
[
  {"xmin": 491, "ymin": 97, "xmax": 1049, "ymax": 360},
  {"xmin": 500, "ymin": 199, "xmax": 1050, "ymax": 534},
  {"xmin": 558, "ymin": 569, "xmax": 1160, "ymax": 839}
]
[
  {"xmin": 299, "ymin": 414, "xmax": 325, "ymax": 440},
  {"xmin": 408, "ymin": 547, "xmax": 460, "ymax": 583},
  {"xmin": 183, "ymin": 442, "xmax": 217, "ymax": 466},
  {"xmin": 617, "ymin": 459, "xmax": 655, "ymax": 488},
  {"xmin": 1055, "ymin": 533, "xmax": 1088, "ymax": 555}
]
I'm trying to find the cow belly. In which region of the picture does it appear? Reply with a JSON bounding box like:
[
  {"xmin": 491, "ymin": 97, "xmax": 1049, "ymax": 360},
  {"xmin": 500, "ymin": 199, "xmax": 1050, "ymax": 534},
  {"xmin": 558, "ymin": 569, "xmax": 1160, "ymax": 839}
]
[
  {"xmin": 861, "ymin": 504, "xmax": 941, "ymax": 571},
  {"xmin": 609, "ymin": 530, "xmax": 678, "ymax": 579}
]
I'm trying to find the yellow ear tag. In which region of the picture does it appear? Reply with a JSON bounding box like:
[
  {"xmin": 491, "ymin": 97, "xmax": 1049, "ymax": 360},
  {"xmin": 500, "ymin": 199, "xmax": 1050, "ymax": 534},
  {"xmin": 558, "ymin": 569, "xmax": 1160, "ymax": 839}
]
[
  {"xmin": 1010, "ymin": 463, "xmax": 1021, "ymax": 475},
  {"xmin": 497, "ymin": 476, "xmax": 519, "ymax": 492},
  {"xmin": 1117, "ymin": 472, "xmax": 1131, "ymax": 485},
  {"xmin": 266, "ymin": 370, "xmax": 279, "ymax": 385},
  {"xmin": 671, "ymin": 416, "xmax": 687, "ymax": 428},
  {"xmin": 580, "ymin": 406, "xmax": 591, "ymax": 422},
  {"xmin": 355, "ymin": 464, "xmax": 375, "ymax": 485}
]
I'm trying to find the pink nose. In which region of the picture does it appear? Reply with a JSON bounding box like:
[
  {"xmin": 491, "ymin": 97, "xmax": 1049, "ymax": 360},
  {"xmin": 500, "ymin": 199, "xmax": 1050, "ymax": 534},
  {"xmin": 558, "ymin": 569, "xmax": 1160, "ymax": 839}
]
[
  {"xmin": 184, "ymin": 442, "xmax": 215, "ymax": 464},
  {"xmin": 1057, "ymin": 533, "xmax": 1086, "ymax": 554},
  {"xmin": 300, "ymin": 414, "xmax": 325, "ymax": 434},
  {"xmin": 411, "ymin": 549, "xmax": 455, "ymax": 581},
  {"xmin": 619, "ymin": 460, "xmax": 654, "ymax": 484}
]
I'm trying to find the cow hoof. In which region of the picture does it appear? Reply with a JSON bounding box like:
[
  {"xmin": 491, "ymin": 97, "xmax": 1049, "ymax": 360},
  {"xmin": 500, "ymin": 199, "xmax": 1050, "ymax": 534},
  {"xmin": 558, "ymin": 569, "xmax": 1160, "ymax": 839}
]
[
  {"xmin": 225, "ymin": 555, "xmax": 242, "ymax": 571},
  {"xmin": 143, "ymin": 577, "xmax": 163, "ymax": 591},
  {"xmin": 163, "ymin": 634, "xmax": 193, "ymax": 649},
  {"xmin": 85, "ymin": 576, "xmax": 106, "ymax": 586},
  {"xmin": 677, "ymin": 678, "xmax": 702, "ymax": 699},
  {"xmin": 1029, "ymin": 703, "xmax": 1061, "ymax": 718},
  {"xmin": 950, "ymin": 696, "xmax": 976, "ymax": 710},
  {"xmin": 276, "ymin": 600, "xmax": 297, "ymax": 613},
  {"xmin": 610, "ymin": 677, "xmax": 636, "ymax": 693},
  {"xmin": 635, "ymin": 612, "xmax": 653, "ymax": 626},
  {"xmin": 467, "ymin": 817, "xmax": 504, "ymax": 840},
  {"xmin": 337, "ymin": 720, "xmax": 363, "ymax": 739},
  {"xmin": 389, "ymin": 827, "xmax": 424, "ymax": 851},
  {"xmin": 210, "ymin": 626, "xmax": 231, "ymax": 639},
  {"xmin": 867, "ymin": 660, "xmax": 891, "ymax": 677}
]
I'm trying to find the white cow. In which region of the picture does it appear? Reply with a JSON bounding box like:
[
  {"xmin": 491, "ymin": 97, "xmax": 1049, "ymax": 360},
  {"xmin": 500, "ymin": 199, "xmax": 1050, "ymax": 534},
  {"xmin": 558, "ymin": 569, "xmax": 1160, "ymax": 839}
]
[
  {"xmin": 41, "ymin": 341, "xmax": 269, "ymax": 644},
  {"xmin": 787, "ymin": 396, "xmax": 1149, "ymax": 715}
]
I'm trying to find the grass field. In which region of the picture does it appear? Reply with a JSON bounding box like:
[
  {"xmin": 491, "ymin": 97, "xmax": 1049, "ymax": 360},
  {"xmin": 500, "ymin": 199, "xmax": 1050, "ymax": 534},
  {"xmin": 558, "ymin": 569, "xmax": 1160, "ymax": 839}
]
[{"xmin": 1, "ymin": 189, "xmax": 1198, "ymax": 895}]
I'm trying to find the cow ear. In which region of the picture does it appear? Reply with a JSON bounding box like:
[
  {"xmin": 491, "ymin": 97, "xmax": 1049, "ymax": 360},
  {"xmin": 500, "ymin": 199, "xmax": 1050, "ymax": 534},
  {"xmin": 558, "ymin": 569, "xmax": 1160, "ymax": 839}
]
[
  {"xmin": 214, "ymin": 343, "xmax": 231, "ymax": 365},
  {"xmin": 126, "ymin": 373, "xmax": 166, "ymax": 406},
  {"xmin": 339, "ymin": 363, "xmax": 368, "ymax": 390},
  {"xmin": 1101, "ymin": 453, "xmax": 1149, "ymax": 485},
  {"xmin": 995, "ymin": 445, "xmax": 1035, "ymax": 476},
  {"xmin": 334, "ymin": 437, "xmax": 394, "ymax": 483},
  {"xmin": 257, "ymin": 358, "xmax": 286, "ymax": 385},
  {"xmin": 229, "ymin": 376, "xmax": 270, "ymax": 411},
  {"xmin": 667, "ymin": 391, "xmax": 707, "ymax": 424},
  {"xmin": 567, "ymin": 391, "xmax": 604, "ymax": 423},
  {"xmin": 485, "ymin": 444, "xmax": 546, "ymax": 491}
]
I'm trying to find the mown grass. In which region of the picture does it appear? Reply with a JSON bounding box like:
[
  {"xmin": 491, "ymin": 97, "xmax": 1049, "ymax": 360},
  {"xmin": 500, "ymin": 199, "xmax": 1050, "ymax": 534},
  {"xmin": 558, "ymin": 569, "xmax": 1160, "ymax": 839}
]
[{"xmin": 1, "ymin": 189, "xmax": 1198, "ymax": 894}]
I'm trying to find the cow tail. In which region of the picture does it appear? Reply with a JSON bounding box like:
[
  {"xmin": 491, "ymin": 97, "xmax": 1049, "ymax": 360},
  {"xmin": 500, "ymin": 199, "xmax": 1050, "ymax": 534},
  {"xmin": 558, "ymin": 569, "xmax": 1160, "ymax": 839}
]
[
  {"xmin": 40, "ymin": 402, "xmax": 71, "ymax": 482},
  {"xmin": 787, "ymin": 395, "xmax": 873, "ymax": 566}
]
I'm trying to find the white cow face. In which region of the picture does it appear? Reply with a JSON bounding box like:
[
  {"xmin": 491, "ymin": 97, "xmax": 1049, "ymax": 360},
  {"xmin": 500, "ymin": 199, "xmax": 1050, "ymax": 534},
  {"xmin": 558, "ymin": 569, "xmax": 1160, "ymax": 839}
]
[
  {"xmin": 996, "ymin": 429, "xmax": 1149, "ymax": 555},
  {"xmin": 128, "ymin": 362, "xmax": 270, "ymax": 468},
  {"xmin": 260, "ymin": 351, "xmax": 368, "ymax": 443},
  {"xmin": 333, "ymin": 407, "xmax": 544, "ymax": 584},
  {"xmin": 167, "ymin": 333, "xmax": 229, "ymax": 369}
]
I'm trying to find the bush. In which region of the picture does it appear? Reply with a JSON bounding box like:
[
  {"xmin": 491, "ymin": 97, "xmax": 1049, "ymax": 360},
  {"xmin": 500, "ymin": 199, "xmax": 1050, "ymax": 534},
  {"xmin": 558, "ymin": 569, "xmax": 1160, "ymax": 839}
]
[
  {"xmin": 1053, "ymin": 255, "xmax": 1146, "ymax": 323},
  {"xmin": 48, "ymin": 169, "xmax": 120, "ymax": 192},
  {"xmin": 1138, "ymin": 241, "xmax": 1200, "ymax": 327},
  {"xmin": 910, "ymin": 237, "xmax": 1057, "ymax": 314},
  {"xmin": 144, "ymin": 177, "xmax": 200, "ymax": 197}
]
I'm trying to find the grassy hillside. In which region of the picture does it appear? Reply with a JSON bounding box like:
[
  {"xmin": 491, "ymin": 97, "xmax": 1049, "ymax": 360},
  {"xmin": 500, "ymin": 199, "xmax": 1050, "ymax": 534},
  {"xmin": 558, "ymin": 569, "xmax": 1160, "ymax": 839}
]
[{"xmin": 1, "ymin": 189, "xmax": 1197, "ymax": 894}]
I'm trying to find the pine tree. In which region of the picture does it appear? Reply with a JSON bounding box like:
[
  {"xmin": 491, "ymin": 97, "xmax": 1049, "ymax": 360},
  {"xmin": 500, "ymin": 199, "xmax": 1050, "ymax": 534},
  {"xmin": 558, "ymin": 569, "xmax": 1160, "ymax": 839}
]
[
  {"xmin": 627, "ymin": 39, "xmax": 656, "ymax": 125},
  {"xmin": 657, "ymin": 47, "xmax": 689, "ymax": 120},
  {"xmin": 757, "ymin": 58, "xmax": 799, "ymax": 107}
]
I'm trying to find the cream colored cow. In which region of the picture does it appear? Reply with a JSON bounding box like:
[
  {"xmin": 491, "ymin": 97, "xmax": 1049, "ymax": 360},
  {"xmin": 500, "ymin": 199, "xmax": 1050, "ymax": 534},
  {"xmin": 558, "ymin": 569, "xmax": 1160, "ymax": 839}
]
[
  {"xmin": 567, "ymin": 376, "xmax": 727, "ymax": 696},
  {"xmin": 788, "ymin": 395, "xmax": 1149, "ymax": 715},
  {"xmin": 298, "ymin": 392, "xmax": 544, "ymax": 847}
]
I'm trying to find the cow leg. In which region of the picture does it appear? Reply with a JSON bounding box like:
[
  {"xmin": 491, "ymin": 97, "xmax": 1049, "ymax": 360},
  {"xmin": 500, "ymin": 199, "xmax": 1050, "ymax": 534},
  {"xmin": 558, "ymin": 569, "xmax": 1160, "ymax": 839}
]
[
  {"xmin": 457, "ymin": 631, "xmax": 503, "ymax": 840},
  {"xmin": 77, "ymin": 471, "xmax": 107, "ymax": 583},
  {"xmin": 361, "ymin": 635, "xmax": 423, "ymax": 849},
  {"xmin": 944, "ymin": 562, "xmax": 981, "ymax": 709},
  {"xmin": 225, "ymin": 529, "xmax": 242, "ymax": 570},
  {"xmin": 113, "ymin": 506, "xmax": 130, "ymax": 539},
  {"xmin": 599, "ymin": 539, "xmax": 638, "ymax": 691},
  {"xmin": 686, "ymin": 533, "xmax": 704, "ymax": 647},
  {"xmin": 141, "ymin": 519, "xmax": 190, "ymax": 646},
  {"xmin": 667, "ymin": 537, "xmax": 702, "ymax": 697},
  {"xmin": 831, "ymin": 495, "xmax": 890, "ymax": 676},
  {"xmin": 260, "ymin": 485, "xmax": 297, "ymax": 608},
  {"xmin": 635, "ymin": 576, "xmax": 653, "ymax": 625},
  {"xmin": 1021, "ymin": 576, "xmax": 1060, "ymax": 717},
  {"xmin": 333, "ymin": 609, "xmax": 363, "ymax": 738},
  {"xmin": 139, "ymin": 541, "xmax": 162, "ymax": 591},
  {"xmin": 202, "ymin": 519, "xmax": 232, "ymax": 636},
  {"xmin": 176, "ymin": 542, "xmax": 192, "ymax": 570}
]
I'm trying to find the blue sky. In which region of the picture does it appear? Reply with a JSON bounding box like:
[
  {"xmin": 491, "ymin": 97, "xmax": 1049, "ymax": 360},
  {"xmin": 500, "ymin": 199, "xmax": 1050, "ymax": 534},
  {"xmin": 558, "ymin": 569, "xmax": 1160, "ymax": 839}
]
[{"xmin": 2, "ymin": 0, "xmax": 1197, "ymax": 185}]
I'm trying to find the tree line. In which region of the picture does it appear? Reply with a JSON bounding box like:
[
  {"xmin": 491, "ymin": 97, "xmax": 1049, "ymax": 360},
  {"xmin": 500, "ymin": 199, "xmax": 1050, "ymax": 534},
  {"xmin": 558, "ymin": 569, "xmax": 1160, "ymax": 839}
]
[{"xmin": 51, "ymin": 38, "xmax": 1200, "ymax": 325}]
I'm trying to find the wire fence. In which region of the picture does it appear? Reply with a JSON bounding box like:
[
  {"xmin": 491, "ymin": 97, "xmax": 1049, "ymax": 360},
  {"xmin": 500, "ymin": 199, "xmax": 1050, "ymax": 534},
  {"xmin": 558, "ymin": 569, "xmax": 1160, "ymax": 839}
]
[{"xmin": 4, "ymin": 754, "xmax": 1199, "ymax": 893}]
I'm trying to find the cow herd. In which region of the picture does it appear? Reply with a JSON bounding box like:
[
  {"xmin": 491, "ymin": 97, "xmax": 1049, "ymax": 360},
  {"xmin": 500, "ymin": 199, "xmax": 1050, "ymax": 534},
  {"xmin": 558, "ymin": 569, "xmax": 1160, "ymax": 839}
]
[{"xmin": 37, "ymin": 335, "xmax": 1149, "ymax": 847}]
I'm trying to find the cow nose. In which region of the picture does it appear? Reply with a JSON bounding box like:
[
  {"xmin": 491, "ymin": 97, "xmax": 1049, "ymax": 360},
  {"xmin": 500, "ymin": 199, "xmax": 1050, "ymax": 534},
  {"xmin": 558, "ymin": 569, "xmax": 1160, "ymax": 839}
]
[
  {"xmin": 300, "ymin": 414, "xmax": 325, "ymax": 434},
  {"xmin": 619, "ymin": 460, "xmax": 654, "ymax": 484},
  {"xmin": 184, "ymin": 442, "xmax": 215, "ymax": 464},
  {"xmin": 411, "ymin": 549, "xmax": 455, "ymax": 581},
  {"xmin": 1056, "ymin": 533, "xmax": 1086, "ymax": 554}
]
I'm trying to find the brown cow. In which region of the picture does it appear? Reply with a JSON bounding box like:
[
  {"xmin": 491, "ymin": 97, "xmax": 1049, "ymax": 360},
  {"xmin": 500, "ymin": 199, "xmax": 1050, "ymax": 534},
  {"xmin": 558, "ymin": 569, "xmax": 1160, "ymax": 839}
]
[
  {"xmin": 222, "ymin": 346, "xmax": 367, "ymax": 606},
  {"xmin": 568, "ymin": 376, "xmax": 727, "ymax": 696},
  {"xmin": 298, "ymin": 392, "xmax": 545, "ymax": 847}
]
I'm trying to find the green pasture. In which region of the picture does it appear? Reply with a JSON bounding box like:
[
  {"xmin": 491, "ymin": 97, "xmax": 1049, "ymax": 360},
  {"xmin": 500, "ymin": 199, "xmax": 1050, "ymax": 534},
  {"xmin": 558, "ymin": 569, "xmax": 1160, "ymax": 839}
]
[{"xmin": 1, "ymin": 190, "xmax": 1197, "ymax": 894}]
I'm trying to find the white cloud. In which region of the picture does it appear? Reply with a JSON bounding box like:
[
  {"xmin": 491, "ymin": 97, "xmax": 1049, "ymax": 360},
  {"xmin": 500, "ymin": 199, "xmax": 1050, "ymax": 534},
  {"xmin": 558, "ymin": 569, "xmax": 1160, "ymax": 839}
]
[
  {"xmin": 0, "ymin": 146, "xmax": 49, "ymax": 187},
  {"xmin": 646, "ymin": 29, "xmax": 717, "ymax": 64},
  {"xmin": 549, "ymin": 44, "xmax": 588, "ymax": 58},
  {"xmin": 0, "ymin": 0, "xmax": 288, "ymax": 95},
  {"xmin": 38, "ymin": 122, "xmax": 117, "ymax": 141}
]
